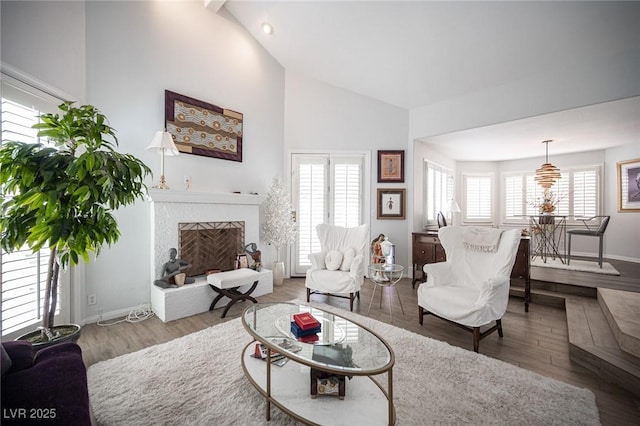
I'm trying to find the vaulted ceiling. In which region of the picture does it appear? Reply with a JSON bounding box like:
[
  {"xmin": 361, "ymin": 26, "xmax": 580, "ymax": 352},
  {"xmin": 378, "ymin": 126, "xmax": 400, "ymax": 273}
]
[{"xmin": 222, "ymin": 1, "xmax": 639, "ymax": 160}]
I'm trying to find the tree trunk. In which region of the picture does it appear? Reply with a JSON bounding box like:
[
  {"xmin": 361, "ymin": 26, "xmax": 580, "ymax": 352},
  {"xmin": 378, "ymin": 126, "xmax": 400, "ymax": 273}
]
[{"xmin": 41, "ymin": 247, "xmax": 59, "ymax": 338}]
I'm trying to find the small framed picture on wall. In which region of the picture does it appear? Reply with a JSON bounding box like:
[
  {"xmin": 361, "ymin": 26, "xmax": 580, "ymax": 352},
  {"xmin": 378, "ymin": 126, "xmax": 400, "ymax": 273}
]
[
  {"xmin": 377, "ymin": 150, "xmax": 404, "ymax": 183},
  {"xmin": 236, "ymin": 254, "xmax": 249, "ymax": 269},
  {"xmin": 377, "ymin": 188, "xmax": 406, "ymax": 220}
]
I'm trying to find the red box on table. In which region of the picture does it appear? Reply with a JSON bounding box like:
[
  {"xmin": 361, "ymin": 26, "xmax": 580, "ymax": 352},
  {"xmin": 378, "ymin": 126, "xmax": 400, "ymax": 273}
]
[{"xmin": 293, "ymin": 312, "xmax": 320, "ymax": 330}]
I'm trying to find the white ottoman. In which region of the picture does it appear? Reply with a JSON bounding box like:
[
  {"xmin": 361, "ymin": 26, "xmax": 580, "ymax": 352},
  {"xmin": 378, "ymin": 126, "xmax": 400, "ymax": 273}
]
[{"xmin": 207, "ymin": 268, "xmax": 261, "ymax": 317}]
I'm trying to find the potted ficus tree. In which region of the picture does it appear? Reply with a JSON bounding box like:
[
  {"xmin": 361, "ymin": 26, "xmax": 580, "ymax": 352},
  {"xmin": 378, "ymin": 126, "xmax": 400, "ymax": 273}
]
[{"xmin": 0, "ymin": 101, "xmax": 151, "ymax": 346}]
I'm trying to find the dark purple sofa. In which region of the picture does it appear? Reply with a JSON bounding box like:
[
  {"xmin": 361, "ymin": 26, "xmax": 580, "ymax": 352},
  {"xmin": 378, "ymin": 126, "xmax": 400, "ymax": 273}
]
[{"xmin": 1, "ymin": 340, "xmax": 91, "ymax": 425}]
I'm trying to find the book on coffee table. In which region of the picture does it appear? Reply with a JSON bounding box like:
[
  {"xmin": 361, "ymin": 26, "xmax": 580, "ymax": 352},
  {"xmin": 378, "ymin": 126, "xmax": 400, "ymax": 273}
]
[
  {"xmin": 291, "ymin": 321, "xmax": 321, "ymax": 337},
  {"xmin": 293, "ymin": 312, "xmax": 321, "ymax": 330}
]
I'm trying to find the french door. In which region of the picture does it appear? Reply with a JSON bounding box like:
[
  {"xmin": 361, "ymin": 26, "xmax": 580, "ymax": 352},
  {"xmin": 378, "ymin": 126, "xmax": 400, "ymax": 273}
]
[{"xmin": 290, "ymin": 152, "xmax": 369, "ymax": 276}]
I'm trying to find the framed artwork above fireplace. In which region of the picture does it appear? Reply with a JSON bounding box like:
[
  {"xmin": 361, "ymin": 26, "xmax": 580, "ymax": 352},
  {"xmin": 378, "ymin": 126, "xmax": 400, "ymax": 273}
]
[{"xmin": 165, "ymin": 90, "xmax": 243, "ymax": 162}]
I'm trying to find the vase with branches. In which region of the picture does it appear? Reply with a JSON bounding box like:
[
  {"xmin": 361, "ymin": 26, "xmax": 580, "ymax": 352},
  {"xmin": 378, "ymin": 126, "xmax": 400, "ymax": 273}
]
[
  {"xmin": 529, "ymin": 189, "xmax": 565, "ymax": 214},
  {"xmin": 262, "ymin": 176, "xmax": 297, "ymax": 285},
  {"xmin": 0, "ymin": 101, "xmax": 151, "ymax": 344}
]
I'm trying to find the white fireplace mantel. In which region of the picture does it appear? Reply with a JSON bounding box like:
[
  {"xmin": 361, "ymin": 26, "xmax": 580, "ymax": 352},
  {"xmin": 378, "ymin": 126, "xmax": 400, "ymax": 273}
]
[{"xmin": 147, "ymin": 189, "xmax": 265, "ymax": 205}]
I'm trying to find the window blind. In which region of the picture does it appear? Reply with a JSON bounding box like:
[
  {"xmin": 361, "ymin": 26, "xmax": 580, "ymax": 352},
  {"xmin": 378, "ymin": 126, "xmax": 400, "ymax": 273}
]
[
  {"xmin": 1, "ymin": 82, "xmax": 60, "ymax": 337},
  {"xmin": 503, "ymin": 167, "xmax": 600, "ymax": 222},
  {"xmin": 465, "ymin": 175, "xmax": 492, "ymax": 220},
  {"xmin": 424, "ymin": 161, "xmax": 453, "ymax": 224}
]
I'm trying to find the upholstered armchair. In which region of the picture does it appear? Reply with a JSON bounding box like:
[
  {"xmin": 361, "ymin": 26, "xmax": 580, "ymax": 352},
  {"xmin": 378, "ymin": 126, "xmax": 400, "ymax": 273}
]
[
  {"xmin": 305, "ymin": 224, "xmax": 369, "ymax": 311},
  {"xmin": 417, "ymin": 226, "xmax": 521, "ymax": 352}
]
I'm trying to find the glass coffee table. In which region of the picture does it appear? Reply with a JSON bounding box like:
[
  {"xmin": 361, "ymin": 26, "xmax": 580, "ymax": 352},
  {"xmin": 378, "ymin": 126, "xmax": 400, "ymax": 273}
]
[{"xmin": 241, "ymin": 302, "xmax": 396, "ymax": 425}]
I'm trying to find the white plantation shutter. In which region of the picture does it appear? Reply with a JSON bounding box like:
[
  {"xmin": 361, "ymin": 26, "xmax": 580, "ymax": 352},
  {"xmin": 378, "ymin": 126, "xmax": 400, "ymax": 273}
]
[
  {"xmin": 1, "ymin": 79, "xmax": 65, "ymax": 337},
  {"xmin": 503, "ymin": 167, "xmax": 600, "ymax": 224},
  {"xmin": 292, "ymin": 153, "xmax": 366, "ymax": 275},
  {"xmin": 332, "ymin": 158, "xmax": 362, "ymax": 228},
  {"xmin": 504, "ymin": 175, "xmax": 523, "ymax": 218},
  {"xmin": 555, "ymin": 173, "xmax": 570, "ymax": 216},
  {"xmin": 525, "ymin": 175, "xmax": 545, "ymax": 216},
  {"xmin": 464, "ymin": 175, "xmax": 492, "ymax": 221},
  {"xmin": 424, "ymin": 161, "xmax": 453, "ymax": 225},
  {"xmin": 296, "ymin": 158, "xmax": 327, "ymax": 270},
  {"xmin": 573, "ymin": 169, "xmax": 598, "ymax": 218}
]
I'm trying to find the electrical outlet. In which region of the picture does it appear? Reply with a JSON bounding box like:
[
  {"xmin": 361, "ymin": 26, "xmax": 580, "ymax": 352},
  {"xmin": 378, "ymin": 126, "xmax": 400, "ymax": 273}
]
[{"xmin": 88, "ymin": 294, "xmax": 97, "ymax": 305}]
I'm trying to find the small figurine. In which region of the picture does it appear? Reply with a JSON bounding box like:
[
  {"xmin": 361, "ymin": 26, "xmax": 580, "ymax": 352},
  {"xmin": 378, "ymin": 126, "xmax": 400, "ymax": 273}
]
[
  {"xmin": 154, "ymin": 248, "xmax": 194, "ymax": 288},
  {"xmin": 244, "ymin": 242, "xmax": 262, "ymax": 271}
]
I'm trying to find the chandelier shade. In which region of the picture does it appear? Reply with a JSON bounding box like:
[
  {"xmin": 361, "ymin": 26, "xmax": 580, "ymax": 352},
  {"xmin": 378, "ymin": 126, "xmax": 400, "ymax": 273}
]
[{"xmin": 534, "ymin": 140, "xmax": 560, "ymax": 189}]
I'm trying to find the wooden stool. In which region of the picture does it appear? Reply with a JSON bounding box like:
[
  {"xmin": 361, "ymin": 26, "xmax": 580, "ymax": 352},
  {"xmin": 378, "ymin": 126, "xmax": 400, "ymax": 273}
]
[{"xmin": 207, "ymin": 269, "xmax": 260, "ymax": 318}]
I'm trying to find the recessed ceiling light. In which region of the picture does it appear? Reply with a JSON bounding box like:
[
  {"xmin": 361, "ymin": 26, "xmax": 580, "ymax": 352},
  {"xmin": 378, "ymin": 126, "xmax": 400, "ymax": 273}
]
[{"xmin": 262, "ymin": 22, "xmax": 274, "ymax": 35}]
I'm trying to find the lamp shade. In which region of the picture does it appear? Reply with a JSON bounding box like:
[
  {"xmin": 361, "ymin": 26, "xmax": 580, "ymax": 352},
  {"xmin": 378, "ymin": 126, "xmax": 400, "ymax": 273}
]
[
  {"xmin": 447, "ymin": 199, "xmax": 462, "ymax": 213},
  {"xmin": 147, "ymin": 131, "xmax": 179, "ymax": 156},
  {"xmin": 534, "ymin": 140, "xmax": 560, "ymax": 189}
]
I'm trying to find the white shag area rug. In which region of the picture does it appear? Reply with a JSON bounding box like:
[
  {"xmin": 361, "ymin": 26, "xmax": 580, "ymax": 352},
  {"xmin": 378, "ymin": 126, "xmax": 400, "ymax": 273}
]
[
  {"xmin": 532, "ymin": 257, "xmax": 620, "ymax": 276},
  {"xmin": 87, "ymin": 301, "xmax": 600, "ymax": 425}
]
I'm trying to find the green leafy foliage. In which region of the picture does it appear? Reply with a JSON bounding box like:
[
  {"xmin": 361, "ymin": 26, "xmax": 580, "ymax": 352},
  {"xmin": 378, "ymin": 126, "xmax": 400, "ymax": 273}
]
[{"xmin": 0, "ymin": 101, "xmax": 151, "ymax": 332}]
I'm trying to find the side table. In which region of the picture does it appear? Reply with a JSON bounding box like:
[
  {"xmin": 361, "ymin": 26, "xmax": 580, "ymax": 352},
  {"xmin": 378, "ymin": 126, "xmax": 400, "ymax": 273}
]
[{"xmin": 368, "ymin": 264, "xmax": 404, "ymax": 323}]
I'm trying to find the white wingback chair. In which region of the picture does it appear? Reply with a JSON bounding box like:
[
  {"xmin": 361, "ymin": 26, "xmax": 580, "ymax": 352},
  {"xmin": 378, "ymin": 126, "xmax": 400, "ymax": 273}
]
[
  {"xmin": 417, "ymin": 226, "xmax": 521, "ymax": 352},
  {"xmin": 305, "ymin": 224, "xmax": 369, "ymax": 311}
]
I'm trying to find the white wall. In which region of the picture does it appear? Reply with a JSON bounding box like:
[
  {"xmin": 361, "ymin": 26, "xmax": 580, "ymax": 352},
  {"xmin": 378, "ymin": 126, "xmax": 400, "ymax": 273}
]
[
  {"xmin": 80, "ymin": 1, "xmax": 285, "ymax": 319},
  {"xmin": 2, "ymin": 1, "xmax": 285, "ymax": 321},
  {"xmin": 284, "ymin": 71, "xmax": 410, "ymax": 269},
  {"xmin": 605, "ymin": 144, "xmax": 640, "ymax": 262},
  {"xmin": 1, "ymin": 1, "xmax": 86, "ymax": 102}
]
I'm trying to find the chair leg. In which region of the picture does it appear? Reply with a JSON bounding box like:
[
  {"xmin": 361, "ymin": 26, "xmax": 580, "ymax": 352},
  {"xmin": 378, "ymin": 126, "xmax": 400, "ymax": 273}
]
[
  {"xmin": 567, "ymin": 233, "xmax": 572, "ymax": 265},
  {"xmin": 497, "ymin": 319, "xmax": 503, "ymax": 338},
  {"xmin": 349, "ymin": 293, "xmax": 354, "ymax": 311},
  {"xmin": 356, "ymin": 290, "xmax": 360, "ymax": 300},
  {"xmin": 473, "ymin": 328, "xmax": 480, "ymax": 353},
  {"xmin": 598, "ymin": 236, "xmax": 604, "ymax": 268},
  {"xmin": 418, "ymin": 306, "xmax": 424, "ymax": 325},
  {"xmin": 306, "ymin": 287, "xmax": 311, "ymax": 303}
]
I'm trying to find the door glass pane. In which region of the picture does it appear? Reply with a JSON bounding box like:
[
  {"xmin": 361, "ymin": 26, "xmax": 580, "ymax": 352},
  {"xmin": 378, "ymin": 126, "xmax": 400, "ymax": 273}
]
[{"xmin": 296, "ymin": 161, "xmax": 326, "ymax": 269}]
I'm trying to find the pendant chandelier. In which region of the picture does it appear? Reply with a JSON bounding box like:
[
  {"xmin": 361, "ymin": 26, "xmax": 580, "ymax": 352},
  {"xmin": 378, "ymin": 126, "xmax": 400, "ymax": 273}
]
[{"xmin": 534, "ymin": 140, "xmax": 561, "ymax": 189}]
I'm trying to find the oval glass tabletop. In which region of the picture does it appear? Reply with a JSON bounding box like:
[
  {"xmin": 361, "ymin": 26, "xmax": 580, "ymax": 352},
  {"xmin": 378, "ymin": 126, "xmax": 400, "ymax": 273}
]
[{"xmin": 242, "ymin": 302, "xmax": 394, "ymax": 375}]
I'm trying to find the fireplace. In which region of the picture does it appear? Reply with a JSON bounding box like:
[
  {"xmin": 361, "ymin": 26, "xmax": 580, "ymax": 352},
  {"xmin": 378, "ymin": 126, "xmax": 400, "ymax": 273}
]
[
  {"xmin": 178, "ymin": 221, "xmax": 245, "ymax": 276},
  {"xmin": 149, "ymin": 190, "xmax": 273, "ymax": 322}
]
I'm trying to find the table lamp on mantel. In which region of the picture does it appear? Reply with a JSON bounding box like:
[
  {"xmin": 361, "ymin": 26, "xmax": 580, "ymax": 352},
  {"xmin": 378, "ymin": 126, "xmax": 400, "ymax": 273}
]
[{"xmin": 147, "ymin": 130, "xmax": 179, "ymax": 190}]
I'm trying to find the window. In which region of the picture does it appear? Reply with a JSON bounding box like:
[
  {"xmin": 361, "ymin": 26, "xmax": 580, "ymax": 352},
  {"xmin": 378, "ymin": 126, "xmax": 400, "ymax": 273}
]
[
  {"xmin": 503, "ymin": 166, "xmax": 601, "ymax": 223},
  {"xmin": 424, "ymin": 161, "xmax": 453, "ymax": 227},
  {"xmin": 291, "ymin": 153, "xmax": 368, "ymax": 275},
  {"xmin": 463, "ymin": 174, "xmax": 492, "ymax": 222},
  {"xmin": 1, "ymin": 76, "xmax": 68, "ymax": 338}
]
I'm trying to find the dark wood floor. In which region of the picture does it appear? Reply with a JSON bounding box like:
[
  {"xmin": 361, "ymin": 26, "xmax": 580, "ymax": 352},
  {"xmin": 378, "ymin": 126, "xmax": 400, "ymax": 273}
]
[{"xmin": 79, "ymin": 257, "xmax": 640, "ymax": 425}]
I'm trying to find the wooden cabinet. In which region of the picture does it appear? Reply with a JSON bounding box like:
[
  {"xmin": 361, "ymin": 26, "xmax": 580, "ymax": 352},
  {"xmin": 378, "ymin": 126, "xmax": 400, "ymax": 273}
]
[
  {"xmin": 412, "ymin": 232, "xmax": 531, "ymax": 311},
  {"xmin": 411, "ymin": 232, "xmax": 444, "ymax": 288}
]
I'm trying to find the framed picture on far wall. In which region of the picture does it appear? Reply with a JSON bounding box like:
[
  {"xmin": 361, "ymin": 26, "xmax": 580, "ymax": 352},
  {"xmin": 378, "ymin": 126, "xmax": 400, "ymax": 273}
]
[
  {"xmin": 617, "ymin": 158, "xmax": 640, "ymax": 212},
  {"xmin": 377, "ymin": 150, "xmax": 404, "ymax": 183},
  {"xmin": 377, "ymin": 188, "xmax": 406, "ymax": 220}
]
